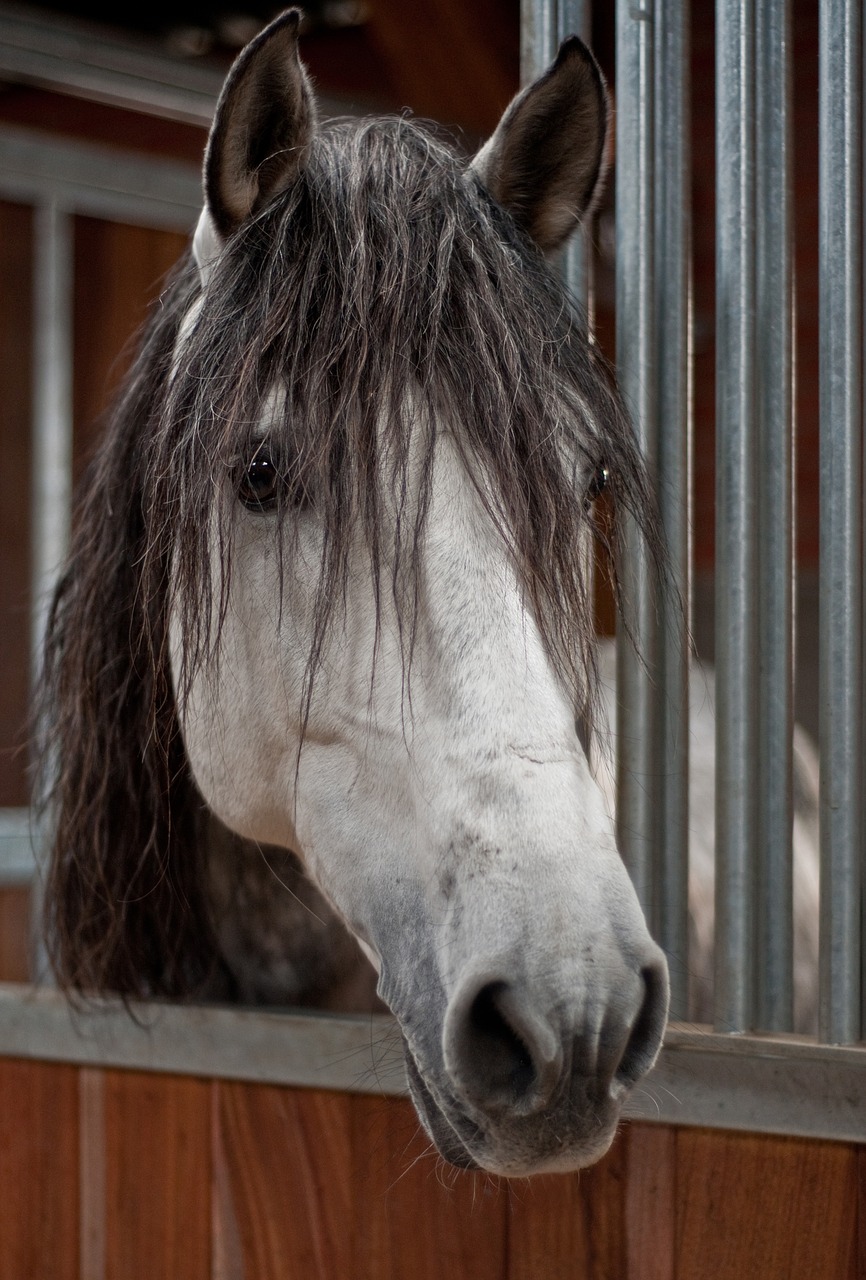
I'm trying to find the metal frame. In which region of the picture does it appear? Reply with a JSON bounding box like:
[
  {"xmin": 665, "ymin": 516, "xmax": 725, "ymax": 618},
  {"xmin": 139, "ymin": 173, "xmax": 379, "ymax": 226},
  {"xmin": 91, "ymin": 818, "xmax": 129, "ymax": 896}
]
[
  {"xmin": 0, "ymin": 984, "xmax": 863, "ymax": 1145},
  {"xmin": 0, "ymin": 2, "xmax": 350, "ymax": 125},
  {"xmin": 0, "ymin": 0, "xmax": 864, "ymax": 1139}
]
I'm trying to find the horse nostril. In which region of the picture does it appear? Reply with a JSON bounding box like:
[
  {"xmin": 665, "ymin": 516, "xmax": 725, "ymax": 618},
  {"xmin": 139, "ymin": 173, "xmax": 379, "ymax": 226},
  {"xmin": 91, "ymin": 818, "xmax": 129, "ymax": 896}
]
[
  {"xmin": 445, "ymin": 978, "xmax": 563, "ymax": 1113},
  {"xmin": 469, "ymin": 982, "xmax": 535, "ymax": 1098},
  {"xmin": 613, "ymin": 961, "xmax": 669, "ymax": 1089}
]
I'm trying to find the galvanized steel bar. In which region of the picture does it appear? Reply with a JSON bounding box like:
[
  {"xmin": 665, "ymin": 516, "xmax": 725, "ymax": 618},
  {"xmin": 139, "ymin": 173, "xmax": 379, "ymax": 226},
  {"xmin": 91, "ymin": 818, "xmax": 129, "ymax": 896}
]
[
  {"xmin": 558, "ymin": 1, "xmax": 592, "ymax": 316},
  {"xmin": 754, "ymin": 0, "xmax": 795, "ymax": 1033},
  {"xmin": 714, "ymin": 0, "xmax": 757, "ymax": 1033},
  {"xmin": 615, "ymin": 0, "xmax": 657, "ymax": 916},
  {"xmin": 653, "ymin": 0, "xmax": 691, "ymax": 1019},
  {"xmin": 30, "ymin": 201, "xmax": 73, "ymax": 690},
  {"xmin": 817, "ymin": 0, "xmax": 862, "ymax": 1044},
  {"xmin": 520, "ymin": 0, "xmax": 558, "ymax": 84}
]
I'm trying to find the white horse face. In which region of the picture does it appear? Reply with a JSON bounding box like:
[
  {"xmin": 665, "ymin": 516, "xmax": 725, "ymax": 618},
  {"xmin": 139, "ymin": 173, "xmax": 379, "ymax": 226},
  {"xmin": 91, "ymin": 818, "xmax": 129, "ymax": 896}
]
[
  {"xmin": 175, "ymin": 417, "xmax": 666, "ymax": 1174},
  {"xmin": 171, "ymin": 10, "xmax": 668, "ymax": 1175}
]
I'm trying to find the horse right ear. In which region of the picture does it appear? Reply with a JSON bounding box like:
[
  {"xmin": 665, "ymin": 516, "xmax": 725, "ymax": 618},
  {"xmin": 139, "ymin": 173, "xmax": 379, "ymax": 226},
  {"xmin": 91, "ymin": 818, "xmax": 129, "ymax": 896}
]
[
  {"xmin": 469, "ymin": 36, "xmax": 609, "ymax": 257},
  {"xmin": 200, "ymin": 8, "xmax": 317, "ymax": 252}
]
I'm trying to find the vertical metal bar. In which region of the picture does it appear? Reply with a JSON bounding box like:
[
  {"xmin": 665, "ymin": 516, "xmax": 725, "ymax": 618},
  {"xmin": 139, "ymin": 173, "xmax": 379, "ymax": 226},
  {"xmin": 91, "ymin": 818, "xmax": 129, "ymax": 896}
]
[
  {"xmin": 653, "ymin": 0, "xmax": 691, "ymax": 1020},
  {"xmin": 615, "ymin": 0, "xmax": 657, "ymax": 917},
  {"xmin": 30, "ymin": 201, "xmax": 74, "ymax": 690},
  {"xmin": 755, "ymin": 0, "xmax": 795, "ymax": 1032},
  {"xmin": 818, "ymin": 0, "xmax": 862, "ymax": 1044},
  {"xmin": 558, "ymin": 0, "xmax": 593, "ymax": 317},
  {"xmin": 30, "ymin": 200, "xmax": 74, "ymax": 983},
  {"xmin": 520, "ymin": 0, "xmax": 558, "ymax": 85},
  {"xmin": 714, "ymin": 0, "xmax": 757, "ymax": 1033}
]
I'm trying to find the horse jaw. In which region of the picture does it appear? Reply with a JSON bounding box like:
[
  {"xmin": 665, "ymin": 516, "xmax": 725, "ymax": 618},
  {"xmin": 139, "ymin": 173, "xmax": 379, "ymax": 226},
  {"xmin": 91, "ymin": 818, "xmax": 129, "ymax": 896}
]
[{"xmin": 172, "ymin": 426, "xmax": 668, "ymax": 1177}]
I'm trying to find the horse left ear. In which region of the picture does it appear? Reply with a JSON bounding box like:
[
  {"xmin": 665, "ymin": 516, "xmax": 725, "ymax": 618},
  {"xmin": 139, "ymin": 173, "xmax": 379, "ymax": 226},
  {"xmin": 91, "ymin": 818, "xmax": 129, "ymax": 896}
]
[
  {"xmin": 203, "ymin": 8, "xmax": 317, "ymax": 241},
  {"xmin": 470, "ymin": 36, "xmax": 609, "ymax": 256}
]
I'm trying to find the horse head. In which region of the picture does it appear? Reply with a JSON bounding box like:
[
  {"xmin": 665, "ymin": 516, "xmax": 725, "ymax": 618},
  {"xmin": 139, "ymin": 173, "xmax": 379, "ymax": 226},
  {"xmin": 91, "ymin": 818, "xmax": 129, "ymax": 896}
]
[{"xmin": 43, "ymin": 9, "xmax": 668, "ymax": 1176}]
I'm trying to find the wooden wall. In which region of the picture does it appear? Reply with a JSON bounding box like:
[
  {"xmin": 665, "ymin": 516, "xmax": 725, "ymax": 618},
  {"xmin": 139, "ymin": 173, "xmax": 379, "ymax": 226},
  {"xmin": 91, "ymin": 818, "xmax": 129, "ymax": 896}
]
[{"xmin": 0, "ymin": 1059, "xmax": 861, "ymax": 1280}]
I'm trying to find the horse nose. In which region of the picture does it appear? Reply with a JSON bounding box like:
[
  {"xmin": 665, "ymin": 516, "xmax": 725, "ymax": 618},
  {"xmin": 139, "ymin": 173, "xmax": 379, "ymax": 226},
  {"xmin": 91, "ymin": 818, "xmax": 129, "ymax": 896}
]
[{"xmin": 443, "ymin": 952, "xmax": 668, "ymax": 1117}]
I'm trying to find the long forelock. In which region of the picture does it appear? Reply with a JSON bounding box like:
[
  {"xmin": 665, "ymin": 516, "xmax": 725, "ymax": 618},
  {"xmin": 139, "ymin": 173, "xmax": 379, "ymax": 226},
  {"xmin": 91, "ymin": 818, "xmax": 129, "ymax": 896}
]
[{"xmin": 149, "ymin": 114, "xmax": 663, "ymax": 733}]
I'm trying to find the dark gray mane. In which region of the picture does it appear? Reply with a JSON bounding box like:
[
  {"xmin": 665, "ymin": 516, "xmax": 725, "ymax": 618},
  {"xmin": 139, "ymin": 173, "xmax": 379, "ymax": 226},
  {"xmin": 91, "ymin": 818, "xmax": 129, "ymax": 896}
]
[{"xmin": 40, "ymin": 113, "xmax": 663, "ymax": 999}]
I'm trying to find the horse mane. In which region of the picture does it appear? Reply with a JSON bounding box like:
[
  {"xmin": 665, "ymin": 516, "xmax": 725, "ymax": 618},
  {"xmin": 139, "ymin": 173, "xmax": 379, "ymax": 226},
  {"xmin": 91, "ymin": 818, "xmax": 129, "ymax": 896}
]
[
  {"xmin": 39, "ymin": 114, "xmax": 664, "ymax": 998},
  {"xmin": 38, "ymin": 254, "xmax": 225, "ymax": 998}
]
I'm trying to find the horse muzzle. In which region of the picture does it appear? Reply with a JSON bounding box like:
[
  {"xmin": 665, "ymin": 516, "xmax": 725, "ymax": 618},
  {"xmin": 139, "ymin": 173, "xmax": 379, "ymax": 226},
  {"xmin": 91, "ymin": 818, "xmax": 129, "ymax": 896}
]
[{"xmin": 399, "ymin": 945, "xmax": 669, "ymax": 1176}]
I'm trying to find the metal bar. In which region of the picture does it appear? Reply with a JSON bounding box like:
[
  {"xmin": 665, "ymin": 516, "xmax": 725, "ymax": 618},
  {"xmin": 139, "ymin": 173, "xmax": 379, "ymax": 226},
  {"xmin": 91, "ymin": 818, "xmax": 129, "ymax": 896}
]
[
  {"xmin": 558, "ymin": 1, "xmax": 592, "ymax": 317},
  {"xmin": 615, "ymin": 0, "xmax": 657, "ymax": 917},
  {"xmin": 1, "ymin": 984, "xmax": 865, "ymax": 1143},
  {"xmin": 0, "ymin": 810, "xmax": 38, "ymax": 886},
  {"xmin": 30, "ymin": 201, "xmax": 74, "ymax": 693},
  {"xmin": 0, "ymin": 3, "xmax": 222, "ymax": 127},
  {"xmin": 520, "ymin": 0, "xmax": 558, "ymax": 85},
  {"xmin": 754, "ymin": 0, "xmax": 795, "ymax": 1033},
  {"xmin": 818, "ymin": 0, "xmax": 862, "ymax": 1044},
  {"xmin": 0, "ymin": 126, "xmax": 200, "ymax": 234},
  {"xmin": 0, "ymin": 4, "xmax": 356, "ymax": 127},
  {"xmin": 653, "ymin": 0, "xmax": 691, "ymax": 1019},
  {"xmin": 714, "ymin": 0, "xmax": 757, "ymax": 1033}
]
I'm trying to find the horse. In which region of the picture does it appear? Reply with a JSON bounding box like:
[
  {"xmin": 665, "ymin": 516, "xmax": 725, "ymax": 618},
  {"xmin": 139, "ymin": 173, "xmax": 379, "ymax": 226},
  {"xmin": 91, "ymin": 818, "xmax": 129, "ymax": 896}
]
[{"xmin": 39, "ymin": 9, "xmax": 673, "ymax": 1177}]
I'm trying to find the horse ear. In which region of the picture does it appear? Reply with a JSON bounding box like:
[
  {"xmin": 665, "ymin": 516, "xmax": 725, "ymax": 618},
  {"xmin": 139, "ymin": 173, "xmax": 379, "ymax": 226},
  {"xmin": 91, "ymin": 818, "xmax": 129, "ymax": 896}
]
[
  {"xmin": 470, "ymin": 36, "xmax": 609, "ymax": 256},
  {"xmin": 203, "ymin": 8, "xmax": 317, "ymax": 241}
]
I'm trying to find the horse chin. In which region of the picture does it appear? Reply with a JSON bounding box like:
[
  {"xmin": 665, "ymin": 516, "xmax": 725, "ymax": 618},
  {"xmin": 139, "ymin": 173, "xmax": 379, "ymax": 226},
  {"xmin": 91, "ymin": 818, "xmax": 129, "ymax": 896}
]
[{"xmin": 403, "ymin": 1042, "xmax": 620, "ymax": 1178}]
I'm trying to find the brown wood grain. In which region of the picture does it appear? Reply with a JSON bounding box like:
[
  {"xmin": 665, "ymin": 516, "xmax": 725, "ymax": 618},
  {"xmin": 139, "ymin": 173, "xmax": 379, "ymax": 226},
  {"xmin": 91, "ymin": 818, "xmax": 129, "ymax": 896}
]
[
  {"xmin": 0, "ymin": 1058, "xmax": 80, "ymax": 1280},
  {"xmin": 350, "ymin": 1092, "xmax": 507, "ymax": 1280},
  {"xmin": 217, "ymin": 1082, "xmax": 354, "ymax": 1280},
  {"xmin": 0, "ymin": 200, "xmax": 34, "ymax": 809},
  {"xmin": 859, "ymin": 1146, "xmax": 866, "ymax": 1280},
  {"xmin": 365, "ymin": 0, "xmax": 519, "ymax": 137},
  {"xmin": 622, "ymin": 1124, "xmax": 676, "ymax": 1280},
  {"xmin": 72, "ymin": 217, "xmax": 187, "ymax": 479},
  {"xmin": 675, "ymin": 1127, "xmax": 860, "ymax": 1280},
  {"xmin": 507, "ymin": 1169, "xmax": 596, "ymax": 1278},
  {"xmin": 101, "ymin": 1068, "xmax": 211, "ymax": 1280},
  {"xmin": 0, "ymin": 886, "xmax": 32, "ymax": 982}
]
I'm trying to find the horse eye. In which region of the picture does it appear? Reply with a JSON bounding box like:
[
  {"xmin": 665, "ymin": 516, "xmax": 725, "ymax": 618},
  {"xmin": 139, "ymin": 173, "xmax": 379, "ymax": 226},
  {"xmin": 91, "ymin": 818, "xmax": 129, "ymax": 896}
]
[
  {"xmin": 586, "ymin": 462, "xmax": 610, "ymax": 504},
  {"xmin": 238, "ymin": 454, "xmax": 280, "ymax": 511}
]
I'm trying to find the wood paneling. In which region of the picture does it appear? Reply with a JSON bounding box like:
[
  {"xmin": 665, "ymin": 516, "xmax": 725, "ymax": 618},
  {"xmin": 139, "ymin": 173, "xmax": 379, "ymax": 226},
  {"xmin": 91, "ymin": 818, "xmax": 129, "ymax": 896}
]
[
  {"xmin": 675, "ymin": 1128, "xmax": 860, "ymax": 1280},
  {"xmin": 0, "ymin": 1061, "xmax": 863, "ymax": 1278},
  {"xmin": 366, "ymin": 0, "xmax": 519, "ymax": 137},
  {"xmin": 72, "ymin": 217, "xmax": 187, "ymax": 478},
  {"xmin": 622, "ymin": 1125, "xmax": 676, "ymax": 1280},
  {"xmin": 0, "ymin": 1058, "xmax": 79, "ymax": 1280},
  {"xmin": 100, "ymin": 1069, "xmax": 212, "ymax": 1280},
  {"xmin": 350, "ymin": 1093, "xmax": 507, "ymax": 1280},
  {"xmin": 217, "ymin": 1082, "xmax": 354, "ymax": 1280},
  {"xmin": 0, "ymin": 886, "xmax": 32, "ymax": 981}
]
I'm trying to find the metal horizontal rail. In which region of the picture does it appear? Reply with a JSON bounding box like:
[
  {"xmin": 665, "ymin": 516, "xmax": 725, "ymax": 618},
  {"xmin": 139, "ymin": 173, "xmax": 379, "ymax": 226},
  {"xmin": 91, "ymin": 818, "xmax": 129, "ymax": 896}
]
[
  {"xmin": 0, "ymin": 3, "xmax": 354, "ymax": 127},
  {"xmin": 0, "ymin": 811, "xmax": 38, "ymax": 886},
  {"xmin": 0, "ymin": 985, "xmax": 864, "ymax": 1144},
  {"xmin": 0, "ymin": 2, "xmax": 224, "ymax": 126},
  {"xmin": 0, "ymin": 125, "xmax": 201, "ymax": 231}
]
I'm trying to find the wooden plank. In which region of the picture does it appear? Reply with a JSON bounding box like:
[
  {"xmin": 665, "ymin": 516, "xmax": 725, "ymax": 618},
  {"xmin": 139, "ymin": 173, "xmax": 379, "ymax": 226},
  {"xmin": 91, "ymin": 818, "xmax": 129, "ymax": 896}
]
[
  {"xmin": 365, "ymin": 0, "xmax": 518, "ymax": 136},
  {"xmin": 72, "ymin": 216, "xmax": 187, "ymax": 477},
  {"xmin": 216, "ymin": 1081, "xmax": 354, "ymax": 1280},
  {"xmin": 79, "ymin": 1068, "xmax": 106, "ymax": 1280},
  {"xmin": 0, "ymin": 1058, "xmax": 79, "ymax": 1279},
  {"xmin": 859, "ymin": 1146, "xmax": 866, "ymax": 1280},
  {"xmin": 101, "ymin": 1069, "xmax": 211, "ymax": 1280},
  {"xmin": 0, "ymin": 885, "xmax": 31, "ymax": 981},
  {"xmin": 622, "ymin": 1125, "xmax": 676, "ymax": 1280},
  {"xmin": 506, "ymin": 1169, "xmax": 594, "ymax": 1278},
  {"xmin": 506, "ymin": 1125, "xmax": 672, "ymax": 1280},
  {"xmin": 675, "ymin": 1128, "xmax": 860, "ymax": 1280},
  {"xmin": 350, "ymin": 1092, "xmax": 507, "ymax": 1280}
]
